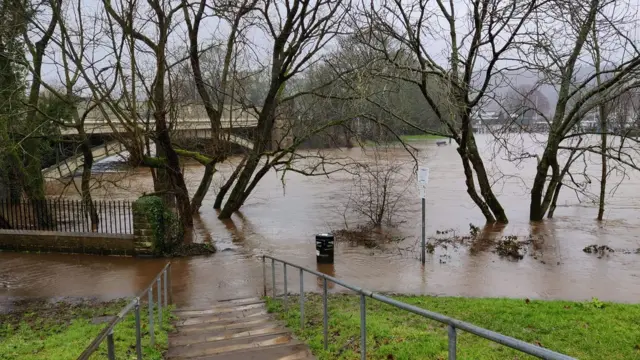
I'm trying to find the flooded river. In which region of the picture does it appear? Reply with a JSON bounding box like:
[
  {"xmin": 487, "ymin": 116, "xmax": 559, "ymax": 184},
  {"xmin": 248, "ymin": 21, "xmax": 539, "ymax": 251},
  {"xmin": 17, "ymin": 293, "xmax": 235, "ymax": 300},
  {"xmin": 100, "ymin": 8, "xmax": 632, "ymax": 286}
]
[{"xmin": 2, "ymin": 135, "xmax": 640, "ymax": 310}]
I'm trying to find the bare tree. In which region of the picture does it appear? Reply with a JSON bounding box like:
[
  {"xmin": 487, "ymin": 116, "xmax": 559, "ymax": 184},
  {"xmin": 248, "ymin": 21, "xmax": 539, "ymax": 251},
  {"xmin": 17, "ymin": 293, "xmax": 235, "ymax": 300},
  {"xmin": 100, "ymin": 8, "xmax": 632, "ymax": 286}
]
[
  {"xmin": 516, "ymin": 0, "xmax": 640, "ymax": 220},
  {"xmin": 217, "ymin": 0, "xmax": 351, "ymax": 219},
  {"xmin": 351, "ymin": 0, "xmax": 549, "ymax": 224}
]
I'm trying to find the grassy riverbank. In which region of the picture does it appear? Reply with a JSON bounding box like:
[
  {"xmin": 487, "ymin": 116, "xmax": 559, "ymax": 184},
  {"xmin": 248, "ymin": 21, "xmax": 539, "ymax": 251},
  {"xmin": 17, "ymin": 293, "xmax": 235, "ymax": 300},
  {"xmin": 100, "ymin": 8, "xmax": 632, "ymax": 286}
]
[
  {"xmin": 0, "ymin": 299, "xmax": 172, "ymax": 360},
  {"xmin": 266, "ymin": 294, "xmax": 640, "ymax": 359}
]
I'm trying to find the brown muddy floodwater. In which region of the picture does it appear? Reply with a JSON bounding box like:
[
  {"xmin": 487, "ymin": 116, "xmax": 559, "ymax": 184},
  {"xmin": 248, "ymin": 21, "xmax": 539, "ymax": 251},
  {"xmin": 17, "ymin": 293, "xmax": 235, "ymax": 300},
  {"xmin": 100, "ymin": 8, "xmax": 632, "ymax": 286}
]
[{"xmin": 2, "ymin": 134, "xmax": 640, "ymax": 311}]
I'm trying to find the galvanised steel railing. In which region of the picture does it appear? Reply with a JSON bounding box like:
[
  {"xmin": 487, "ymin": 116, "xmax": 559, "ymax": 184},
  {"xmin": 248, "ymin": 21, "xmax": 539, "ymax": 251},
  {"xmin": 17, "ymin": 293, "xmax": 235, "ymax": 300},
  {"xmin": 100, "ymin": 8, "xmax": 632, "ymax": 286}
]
[
  {"xmin": 263, "ymin": 255, "xmax": 576, "ymax": 360},
  {"xmin": 76, "ymin": 263, "xmax": 171, "ymax": 360}
]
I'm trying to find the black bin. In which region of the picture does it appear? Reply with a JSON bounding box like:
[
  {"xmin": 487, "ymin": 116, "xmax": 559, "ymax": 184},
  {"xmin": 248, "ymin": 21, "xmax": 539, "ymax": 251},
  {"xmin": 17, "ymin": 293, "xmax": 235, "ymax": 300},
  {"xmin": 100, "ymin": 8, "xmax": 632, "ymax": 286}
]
[{"xmin": 316, "ymin": 233, "xmax": 334, "ymax": 264}]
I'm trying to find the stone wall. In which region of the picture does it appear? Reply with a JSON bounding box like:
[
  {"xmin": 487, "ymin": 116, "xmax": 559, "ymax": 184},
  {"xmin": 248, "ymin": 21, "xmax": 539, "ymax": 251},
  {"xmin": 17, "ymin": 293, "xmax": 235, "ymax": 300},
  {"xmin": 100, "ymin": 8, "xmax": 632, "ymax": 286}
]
[
  {"xmin": 0, "ymin": 229, "xmax": 137, "ymax": 255},
  {"xmin": 132, "ymin": 205, "xmax": 154, "ymax": 256}
]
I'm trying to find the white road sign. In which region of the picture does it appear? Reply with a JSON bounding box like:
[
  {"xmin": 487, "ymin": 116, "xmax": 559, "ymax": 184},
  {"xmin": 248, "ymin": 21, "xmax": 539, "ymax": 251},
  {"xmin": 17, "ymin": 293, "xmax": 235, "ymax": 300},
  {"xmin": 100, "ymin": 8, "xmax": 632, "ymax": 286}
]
[
  {"xmin": 418, "ymin": 166, "xmax": 430, "ymax": 185},
  {"xmin": 418, "ymin": 166, "xmax": 429, "ymax": 199}
]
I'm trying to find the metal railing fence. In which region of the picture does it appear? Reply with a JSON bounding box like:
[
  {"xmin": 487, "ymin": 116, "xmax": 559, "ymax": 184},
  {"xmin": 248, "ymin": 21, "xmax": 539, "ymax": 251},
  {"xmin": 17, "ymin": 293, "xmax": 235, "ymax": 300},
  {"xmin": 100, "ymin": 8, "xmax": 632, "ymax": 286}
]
[
  {"xmin": 263, "ymin": 255, "xmax": 576, "ymax": 360},
  {"xmin": 0, "ymin": 198, "xmax": 133, "ymax": 234},
  {"xmin": 77, "ymin": 263, "xmax": 171, "ymax": 360}
]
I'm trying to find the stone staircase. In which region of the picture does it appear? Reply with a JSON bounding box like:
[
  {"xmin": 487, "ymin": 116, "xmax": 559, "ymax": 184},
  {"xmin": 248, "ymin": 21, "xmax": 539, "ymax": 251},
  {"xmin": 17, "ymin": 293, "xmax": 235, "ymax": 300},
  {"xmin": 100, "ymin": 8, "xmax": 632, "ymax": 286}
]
[{"xmin": 167, "ymin": 297, "xmax": 314, "ymax": 360}]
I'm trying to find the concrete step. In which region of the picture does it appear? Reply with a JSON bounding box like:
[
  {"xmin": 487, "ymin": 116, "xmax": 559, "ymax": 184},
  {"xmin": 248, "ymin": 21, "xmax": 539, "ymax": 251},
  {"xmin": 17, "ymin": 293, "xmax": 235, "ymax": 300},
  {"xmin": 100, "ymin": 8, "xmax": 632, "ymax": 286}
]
[
  {"xmin": 188, "ymin": 343, "xmax": 314, "ymax": 360},
  {"xmin": 169, "ymin": 297, "xmax": 314, "ymax": 360},
  {"xmin": 175, "ymin": 314, "xmax": 274, "ymax": 334},
  {"xmin": 176, "ymin": 307, "xmax": 268, "ymax": 327},
  {"xmin": 166, "ymin": 332, "xmax": 296, "ymax": 359},
  {"xmin": 175, "ymin": 302, "xmax": 265, "ymax": 319},
  {"xmin": 169, "ymin": 323, "xmax": 288, "ymax": 347},
  {"xmin": 175, "ymin": 297, "xmax": 263, "ymax": 312}
]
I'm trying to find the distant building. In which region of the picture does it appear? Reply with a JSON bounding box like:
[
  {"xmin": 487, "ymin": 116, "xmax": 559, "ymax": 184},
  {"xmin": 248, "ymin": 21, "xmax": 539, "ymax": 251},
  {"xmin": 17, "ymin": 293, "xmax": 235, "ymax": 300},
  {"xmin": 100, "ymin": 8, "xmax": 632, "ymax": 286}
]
[{"xmin": 472, "ymin": 111, "xmax": 502, "ymax": 133}]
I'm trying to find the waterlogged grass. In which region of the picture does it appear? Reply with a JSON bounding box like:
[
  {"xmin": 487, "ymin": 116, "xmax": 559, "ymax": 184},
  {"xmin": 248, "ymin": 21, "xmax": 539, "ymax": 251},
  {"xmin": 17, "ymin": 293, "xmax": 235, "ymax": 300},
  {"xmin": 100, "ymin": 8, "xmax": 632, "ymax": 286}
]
[
  {"xmin": 0, "ymin": 299, "xmax": 173, "ymax": 360},
  {"xmin": 400, "ymin": 134, "xmax": 446, "ymax": 141},
  {"xmin": 266, "ymin": 294, "xmax": 640, "ymax": 360},
  {"xmin": 364, "ymin": 134, "xmax": 446, "ymax": 146}
]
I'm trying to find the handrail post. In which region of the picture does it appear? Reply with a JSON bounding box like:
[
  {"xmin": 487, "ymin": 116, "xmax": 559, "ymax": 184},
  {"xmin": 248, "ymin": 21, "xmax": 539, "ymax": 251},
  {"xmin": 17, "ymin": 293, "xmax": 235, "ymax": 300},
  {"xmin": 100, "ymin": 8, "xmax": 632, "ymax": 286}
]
[
  {"xmin": 299, "ymin": 268, "xmax": 304, "ymax": 329},
  {"xmin": 135, "ymin": 298, "xmax": 142, "ymax": 360},
  {"xmin": 360, "ymin": 294, "xmax": 366, "ymax": 360},
  {"xmin": 107, "ymin": 330, "xmax": 115, "ymax": 360},
  {"xmin": 283, "ymin": 264, "xmax": 288, "ymax": 311},
  {"xmin": 157, "ymin": 277, "xmax": 162, "ymax": 325},
  {"xmin": 323, "ymin": 277, "xmax": 328, "ymax": 350},
  {"xmin": 163, "ymin": 268, "xmax": 168, "ymax": 308},
  {"xmin": 271, "ymin": 258, "xmax": 276, "ymax": 298},
  {"xmin": 168, "ymin": 263, "xmax": 172, "ymax": 305},
  {"xmin": 262, "ymin": 256, "xmax": 267, "ymax": 297},
  {"xmin": 448, "ymin": 325, "xmax": 457, "ymax": 360},
  {"xmin": 148, "ymin": 287, "xmax": 155, "ymax": 347}
]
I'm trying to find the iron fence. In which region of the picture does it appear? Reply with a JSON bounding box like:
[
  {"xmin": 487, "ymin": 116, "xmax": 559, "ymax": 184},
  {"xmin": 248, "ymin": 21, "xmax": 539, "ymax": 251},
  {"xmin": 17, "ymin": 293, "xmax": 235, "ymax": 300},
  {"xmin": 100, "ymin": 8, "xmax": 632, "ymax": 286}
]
[
  {"xmin": 263, "ymin": 255, "xmax": 576, "ymax": 360},
  {"xmin": 0, "ymin": 199, "xmax": 133, "ymax": 234},
  {"xmin": 77, "ymin": 263, "xmax": 171, "ymax": 360}
]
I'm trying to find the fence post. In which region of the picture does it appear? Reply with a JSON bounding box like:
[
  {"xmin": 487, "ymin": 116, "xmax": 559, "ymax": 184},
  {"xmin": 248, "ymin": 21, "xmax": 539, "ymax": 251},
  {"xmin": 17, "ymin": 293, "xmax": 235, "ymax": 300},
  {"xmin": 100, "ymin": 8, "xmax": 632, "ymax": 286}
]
[
  {"xmin": 157, "ymin": 277, "xmax": 162, "ymax": 325},
  {"xmin": 448, "ymin": 324, "xmax": 457, "ymax": 360},
  {"xmin": 148, "ymin": 287, "xmax": 155, "ymax": 347},
  {"xmin": 360, "ymin": 294, "xmax": 366, "ymax": 360},
  {"xmin": 283, "ymin": 264, "xmax": 288, "ymax": 311},
  {"xmin": 107, "ymin": 330, "xmax": 115, "ymax": 360},
  {"xmin": 299, "ymin": 268, "xmax": 304, "ymax": 329},
  {"xmin": 135, "ymin": 298, "xmax": 142, "ymax": 360},
  {"xmin": 323, "ymin": 277, "xmax": 328, "ymax": 350}
]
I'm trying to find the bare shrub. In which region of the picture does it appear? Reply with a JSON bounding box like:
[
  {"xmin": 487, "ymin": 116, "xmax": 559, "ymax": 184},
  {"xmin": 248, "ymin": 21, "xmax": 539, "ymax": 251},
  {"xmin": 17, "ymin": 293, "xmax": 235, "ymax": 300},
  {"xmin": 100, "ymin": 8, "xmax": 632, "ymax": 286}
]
[{"xmin": 344, "ymin": 148, "xmax": 411, "ymax": 228}]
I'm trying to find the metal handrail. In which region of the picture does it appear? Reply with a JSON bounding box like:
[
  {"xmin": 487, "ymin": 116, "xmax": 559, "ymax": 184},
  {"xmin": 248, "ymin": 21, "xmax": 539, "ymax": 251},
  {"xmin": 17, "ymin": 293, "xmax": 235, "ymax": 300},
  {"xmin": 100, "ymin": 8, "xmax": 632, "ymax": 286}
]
[
  {"xmin": 77, "ymin": 262, "xmax": 172, "ymax": 360},
  {"xmin": 263, "ymin": 255, "xmax": 576, "ymax": 360}
]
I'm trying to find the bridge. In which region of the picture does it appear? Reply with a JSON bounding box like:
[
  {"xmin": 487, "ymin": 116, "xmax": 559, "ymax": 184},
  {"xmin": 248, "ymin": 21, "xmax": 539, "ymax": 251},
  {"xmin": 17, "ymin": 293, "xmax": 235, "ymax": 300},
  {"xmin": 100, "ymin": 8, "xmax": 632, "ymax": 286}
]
[{"xmin": 43, "ymin": 105, "xmax": 272, "ymax": 179}]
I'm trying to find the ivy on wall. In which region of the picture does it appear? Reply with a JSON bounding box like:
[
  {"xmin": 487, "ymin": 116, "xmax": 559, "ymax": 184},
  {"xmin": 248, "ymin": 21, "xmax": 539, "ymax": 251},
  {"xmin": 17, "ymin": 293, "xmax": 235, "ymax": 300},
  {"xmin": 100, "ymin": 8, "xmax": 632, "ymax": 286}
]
[{"xmin": 133, "ymin": 195, "xmax": 182, "ymax": 255}]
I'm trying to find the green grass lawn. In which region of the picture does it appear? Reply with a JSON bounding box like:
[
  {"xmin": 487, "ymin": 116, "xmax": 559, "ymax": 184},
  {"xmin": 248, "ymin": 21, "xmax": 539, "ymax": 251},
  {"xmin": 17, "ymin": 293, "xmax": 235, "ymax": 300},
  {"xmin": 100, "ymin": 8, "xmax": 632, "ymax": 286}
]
[
  {"xmin": 0, "ymin": 299, "xmax": 173, "ymax": 360},
  {"xmin": 266, "ymin": 294, "xmax": 640, "ymax": 360}
]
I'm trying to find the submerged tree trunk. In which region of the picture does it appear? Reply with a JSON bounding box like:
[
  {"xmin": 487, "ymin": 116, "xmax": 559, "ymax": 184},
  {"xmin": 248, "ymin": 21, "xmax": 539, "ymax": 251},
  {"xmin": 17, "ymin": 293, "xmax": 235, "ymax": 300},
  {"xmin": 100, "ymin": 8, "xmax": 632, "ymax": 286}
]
[
  {"xmin": 190, "ymin": 162, "xmax": 215, "ymax": 214},
  {"xmin": 547, "ymin": 182, "xmax": 562, "ymax": 219},
  {"xmin": 218, "ymin": 86, "xmax": 279, "ymax": 219},
  {"xmin": 214, "ymin": 156, "xmax": 246, "ymax": 210},
  {"xmin": 597, "ymin": 113, "xmax": 607, "ymax": 221},
  {"xmin": 465, "ymin": 133, "xmax": 508, "ymax": 223},
  {"xmin": 218, "ymin": 152, "xmax": 261, "ymax": 219},
  {"xmin": 594, "ymin": 31, "xmax": 607, "ymax": 221},
  {"xmin": 530, "ymin": 144, "xmax": 560, "ymax": 221},
  {"xmin": 457, "ymin": 146, "xmax": 496, "ymax": 223}
]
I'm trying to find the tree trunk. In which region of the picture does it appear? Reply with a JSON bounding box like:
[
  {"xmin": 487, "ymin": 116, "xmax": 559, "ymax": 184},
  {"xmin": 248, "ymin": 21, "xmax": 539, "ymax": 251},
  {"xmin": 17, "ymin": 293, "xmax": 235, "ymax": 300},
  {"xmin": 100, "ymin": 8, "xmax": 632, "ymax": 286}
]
[
  {"xmin": 190, "ymin": 162, "xmax": 215, "ymax": 214},
  {"xmin": 219, "ymin": 83, "xmax": 280, "ymax": 219},
  {"xmin": 155, "ymin": 118, "xmax": 194, "ymax": 235},
  {"xmin": 457, "ymin": 146, "xmax": 496, "ymax": 223},
  {"xmin": 465, "ymin": 133, "xmax": 508, "ymax": 223},
  {"xmin": 214, "ymin": 156, "xmax": 246, "ymax": 209},
  {"xmin": 530, "ymin": 145, "xmax": 560, "ymax": 221},
  {"xmin": 597, "ymin": 119, "xmax": 607, "ymax": 221},
  {"xmin": 80, "ymin": 138, "xmax": 99, "ymax": 231},
  {"xmin": 218, "ymin": 152, "xmax": 261, "ymax": 219},
  {"xmin": 547, "ymin": 182, "xmax": 562, "ymax": 219}
]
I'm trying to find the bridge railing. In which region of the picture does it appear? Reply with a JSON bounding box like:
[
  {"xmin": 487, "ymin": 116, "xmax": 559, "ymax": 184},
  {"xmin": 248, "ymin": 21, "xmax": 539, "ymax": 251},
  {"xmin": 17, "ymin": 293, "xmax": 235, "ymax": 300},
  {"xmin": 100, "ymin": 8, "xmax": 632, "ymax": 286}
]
[
  {"xmin": 0, "ymin": 198, "xmax": 133, "ymax": 234},
  {"xmin": 77, "ymin": 263, "xmax": 171, "ymax": 360},
  {"xmin": 263, "ymin": 255, "xmax": 576, "ymax": 360}
]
